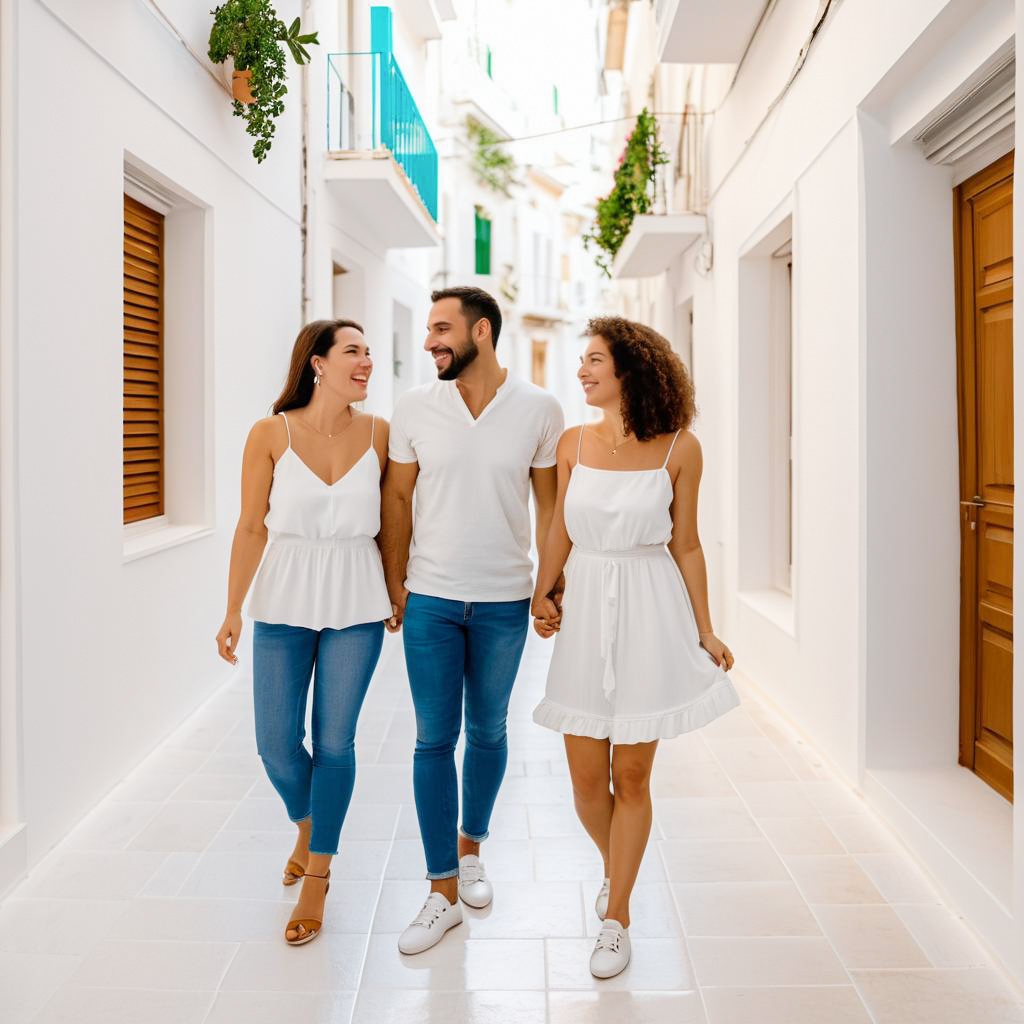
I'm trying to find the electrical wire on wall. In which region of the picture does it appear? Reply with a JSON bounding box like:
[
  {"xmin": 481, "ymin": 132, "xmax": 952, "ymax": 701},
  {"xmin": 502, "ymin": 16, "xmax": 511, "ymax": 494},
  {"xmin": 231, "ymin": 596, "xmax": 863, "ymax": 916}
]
[
  {"xmin": 705, "ymin": 0, "xmax": 842, "ymax": 206},
  {"xmin": 496, "ymin": 110, "xmax": 715, "ymax": 146},
  {"xmin": 140, "ymin": 0, "xmax": 230, "ymax": 96},
  {"xmin": 300, "ymin": 0, "xmax": 313, "ymax": 324}
]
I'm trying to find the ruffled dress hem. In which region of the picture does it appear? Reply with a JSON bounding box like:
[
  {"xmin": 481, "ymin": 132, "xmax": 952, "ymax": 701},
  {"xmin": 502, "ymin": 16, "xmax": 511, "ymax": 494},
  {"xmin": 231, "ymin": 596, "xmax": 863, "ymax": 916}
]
[{"xmin": 532, "ymin": 675, "xmax": 741, "ymax": 743}]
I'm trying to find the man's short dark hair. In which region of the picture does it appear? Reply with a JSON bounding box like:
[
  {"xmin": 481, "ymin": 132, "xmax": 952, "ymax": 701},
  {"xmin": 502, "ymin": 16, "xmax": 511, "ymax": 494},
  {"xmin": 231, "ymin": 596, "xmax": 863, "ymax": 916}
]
[{"xmin": 431, "ymin": 286, "xmax": 502, "ymax": 348}]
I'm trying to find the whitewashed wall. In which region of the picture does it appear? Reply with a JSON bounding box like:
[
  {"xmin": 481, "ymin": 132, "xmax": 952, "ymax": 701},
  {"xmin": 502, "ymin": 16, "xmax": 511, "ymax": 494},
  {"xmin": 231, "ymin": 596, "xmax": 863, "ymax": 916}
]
[
  {"xmin": 1, "ymin": 0, "xmax": 305, "ymax": 887},
  {"xmin": 609, "ymin": 0, "xmax": 1024, "ymax": 978}
]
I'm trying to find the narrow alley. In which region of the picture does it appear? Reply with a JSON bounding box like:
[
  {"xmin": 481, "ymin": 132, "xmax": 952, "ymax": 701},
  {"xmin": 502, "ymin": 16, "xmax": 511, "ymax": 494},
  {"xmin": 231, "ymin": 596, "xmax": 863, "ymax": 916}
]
[{"xmin": 2, "ymin": 634, "xmax": 1017, "ymax": 1023}]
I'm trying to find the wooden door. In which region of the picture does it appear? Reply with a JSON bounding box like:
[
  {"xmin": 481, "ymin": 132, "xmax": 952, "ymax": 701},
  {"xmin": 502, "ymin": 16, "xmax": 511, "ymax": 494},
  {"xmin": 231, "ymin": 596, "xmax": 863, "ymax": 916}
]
[{"xmin": 956, "ymin": 151, "xmax": 1014, "ymax": 801}]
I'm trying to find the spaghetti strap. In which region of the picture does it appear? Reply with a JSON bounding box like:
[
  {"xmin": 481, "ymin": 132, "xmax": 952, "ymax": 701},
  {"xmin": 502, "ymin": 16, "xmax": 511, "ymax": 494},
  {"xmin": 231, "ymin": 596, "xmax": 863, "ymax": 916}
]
[
  {"xmin": 279, "ymin": 412, "xmax": 292, "ymax": 449},
  {"xmin": 369, "ymin": 414, "xmax": 375, "ymax": 446},
  {"xmin": 662, "ymin": 429, "xmax": 682, "ymax": 468},
  {"xmin": 575, "ymin": 425, "xmax": 586, "ymax": 467}
]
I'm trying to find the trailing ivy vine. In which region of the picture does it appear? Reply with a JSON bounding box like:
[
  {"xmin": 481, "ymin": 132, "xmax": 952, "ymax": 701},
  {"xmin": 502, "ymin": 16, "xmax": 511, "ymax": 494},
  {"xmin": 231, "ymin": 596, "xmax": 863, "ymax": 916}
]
[
  {"xmin": 467, "ymin": 118, "xmax": 518, "ymax": 196},
  {"xmin": 584, "ymin": 108, "xmax": 668, "ymax": 276},
  {"xmin": 208, "ymin": 0, "xmax": 318, "ymax": 163}
]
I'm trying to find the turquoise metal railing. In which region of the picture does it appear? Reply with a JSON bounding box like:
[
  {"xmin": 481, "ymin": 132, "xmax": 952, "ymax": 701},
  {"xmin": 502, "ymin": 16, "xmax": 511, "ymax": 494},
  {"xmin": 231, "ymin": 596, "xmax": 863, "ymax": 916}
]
[{"xmin": 326, "ymin": 51, "xmax": 439, "ymax": 222}]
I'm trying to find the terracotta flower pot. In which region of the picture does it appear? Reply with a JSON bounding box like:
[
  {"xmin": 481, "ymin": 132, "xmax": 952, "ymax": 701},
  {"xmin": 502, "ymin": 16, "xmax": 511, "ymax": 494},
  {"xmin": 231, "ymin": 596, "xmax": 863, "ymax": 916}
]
[{"xmin": 231, "ymin": 68, "xmax": 255, "ymax": 105}]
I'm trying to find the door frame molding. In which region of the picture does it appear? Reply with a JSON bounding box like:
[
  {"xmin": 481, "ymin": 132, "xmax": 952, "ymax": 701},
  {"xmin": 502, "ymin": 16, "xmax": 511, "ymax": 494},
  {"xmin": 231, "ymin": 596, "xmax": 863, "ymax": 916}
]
[{"xmin": 0, "ymin": 0, "xmax": 27, "ymax": 894}]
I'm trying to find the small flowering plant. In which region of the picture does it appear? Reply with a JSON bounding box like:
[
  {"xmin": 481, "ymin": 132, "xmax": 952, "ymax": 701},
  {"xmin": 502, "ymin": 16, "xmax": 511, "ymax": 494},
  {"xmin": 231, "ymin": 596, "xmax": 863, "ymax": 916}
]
[{"xmin": 584, "ymin": 108, "xmax": 668, "ymax": 276}]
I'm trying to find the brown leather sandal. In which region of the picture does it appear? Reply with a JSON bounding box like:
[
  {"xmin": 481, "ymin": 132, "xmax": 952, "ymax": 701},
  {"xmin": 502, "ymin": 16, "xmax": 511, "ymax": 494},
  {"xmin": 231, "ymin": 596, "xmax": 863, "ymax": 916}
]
[
  {"xmin": 285, "ymin": 871, "xmax": 330, "ymax": 946},
  {"xmin": 282, "ymin": 858, "xmax": 306, "ymax": 886}
]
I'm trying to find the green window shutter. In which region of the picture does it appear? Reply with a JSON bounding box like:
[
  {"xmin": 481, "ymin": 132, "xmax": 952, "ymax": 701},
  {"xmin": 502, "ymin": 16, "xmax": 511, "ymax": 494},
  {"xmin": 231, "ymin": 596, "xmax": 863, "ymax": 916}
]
[
  {"xmin": 474, "ymin": 210, "xmax": 492, "ymax": 275},
  {"xmin": 486, "ymin": 46, "xmax": 493, "ymax": 79},
  {"xmin": 553, "ymin": 85, "xmax": 559, "ymax": 115}
]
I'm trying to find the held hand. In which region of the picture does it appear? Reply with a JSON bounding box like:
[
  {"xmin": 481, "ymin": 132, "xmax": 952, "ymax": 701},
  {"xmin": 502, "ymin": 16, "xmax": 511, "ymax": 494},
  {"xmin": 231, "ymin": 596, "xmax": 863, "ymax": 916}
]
[
  {"xmin": 531, "ymin": 594, "xmax": 561, "ymax": 640},
  {"xmin": 216, "ymin": 613, "xmax": 243, "ymax": 665},
  {"xmin": 386, "ymin": 589, "xmax": 409, "ymax": 633},
  {"xmin": 699, "ymin": 631, "xmax": 734, "ymax": 671},
  {"xmin": 550, "ymin": 573, "xmax": 566, "ymax": 611}
]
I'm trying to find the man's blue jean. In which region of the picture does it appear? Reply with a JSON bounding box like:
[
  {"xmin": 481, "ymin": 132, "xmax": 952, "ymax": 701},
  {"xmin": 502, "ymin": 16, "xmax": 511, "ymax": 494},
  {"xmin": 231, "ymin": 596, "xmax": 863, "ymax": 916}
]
[
  {"xmin": 403, "ymin": 593, "xmax": 530, "ymax": 879},
  {"xmin": 252, "ymin": 620, "xmax": 384, "ymax": 855}
]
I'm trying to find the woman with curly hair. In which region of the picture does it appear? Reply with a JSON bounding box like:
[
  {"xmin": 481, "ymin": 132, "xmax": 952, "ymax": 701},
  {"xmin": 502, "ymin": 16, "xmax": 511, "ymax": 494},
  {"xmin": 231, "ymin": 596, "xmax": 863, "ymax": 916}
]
[{"xmin": 531, "ymin": 315, "xmax": 739, "ymax": 979}]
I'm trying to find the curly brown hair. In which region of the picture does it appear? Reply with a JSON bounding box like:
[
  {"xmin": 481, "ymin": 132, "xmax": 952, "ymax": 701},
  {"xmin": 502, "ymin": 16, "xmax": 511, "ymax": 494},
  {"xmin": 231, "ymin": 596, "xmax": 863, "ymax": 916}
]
[{"xmin": 585, "ymin": 315, "xmax": 696, "ymax": 440}]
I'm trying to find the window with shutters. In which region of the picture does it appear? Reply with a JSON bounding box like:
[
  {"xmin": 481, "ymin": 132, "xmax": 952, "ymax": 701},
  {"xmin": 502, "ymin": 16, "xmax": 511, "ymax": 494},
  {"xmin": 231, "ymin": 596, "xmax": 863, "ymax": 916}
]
[
  {"xmin": 123, "ymin": 194, "xmax": 164, "ymax": 524},
  {"xmin": 121, "ymin": 164, "xmax": 212, "ymax": 562}
]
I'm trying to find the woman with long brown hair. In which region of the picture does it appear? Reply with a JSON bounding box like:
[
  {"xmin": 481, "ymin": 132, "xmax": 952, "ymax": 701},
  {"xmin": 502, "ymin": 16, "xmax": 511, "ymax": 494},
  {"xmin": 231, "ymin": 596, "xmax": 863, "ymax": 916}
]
[
  {"xmin": 531, "ymin": 316, "xmax": 739, "ymax": 979},
  {"xmin": 215, "ymin": 319, "xmax": 394, "ymax": 946}
]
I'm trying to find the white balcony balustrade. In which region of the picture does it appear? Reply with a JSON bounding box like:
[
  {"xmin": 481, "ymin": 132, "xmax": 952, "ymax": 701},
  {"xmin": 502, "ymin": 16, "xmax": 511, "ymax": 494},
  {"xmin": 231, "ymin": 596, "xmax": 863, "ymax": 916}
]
[{"xmin": 655, "ymin": 0, "xmax": 767, "ymax": 64}]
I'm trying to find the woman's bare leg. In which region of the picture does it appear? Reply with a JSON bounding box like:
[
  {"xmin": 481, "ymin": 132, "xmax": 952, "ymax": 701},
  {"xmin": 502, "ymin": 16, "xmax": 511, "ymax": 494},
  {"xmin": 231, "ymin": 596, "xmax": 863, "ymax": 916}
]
[
  {"xmin": 287, "ymin": 816, "xmax": 312, "ymax": 877},
  {"xmin": 286, "ymin": 851, "xmax": 333, "ymax": 941},
  {"xmin": 605, "ymin": 740, "xmax": 659, "ymax": 928},
  {"xmin": 564, "ymin": 735, "xmax": 614, "ymax": 875}
]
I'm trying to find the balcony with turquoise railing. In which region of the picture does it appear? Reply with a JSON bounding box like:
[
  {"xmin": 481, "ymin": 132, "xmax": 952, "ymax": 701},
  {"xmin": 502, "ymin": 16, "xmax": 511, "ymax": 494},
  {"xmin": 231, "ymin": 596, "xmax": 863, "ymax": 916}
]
[{"xmin": 324, "ymin": 8, "xmax": 440, "ymax": 249}]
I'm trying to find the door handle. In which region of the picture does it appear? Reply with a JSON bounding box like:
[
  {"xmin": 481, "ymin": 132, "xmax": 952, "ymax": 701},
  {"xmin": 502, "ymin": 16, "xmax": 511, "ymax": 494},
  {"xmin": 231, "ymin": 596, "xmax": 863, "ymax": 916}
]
[{"xmin": 961, "ymin": 495, "xmax": 985, "ymax": 531}]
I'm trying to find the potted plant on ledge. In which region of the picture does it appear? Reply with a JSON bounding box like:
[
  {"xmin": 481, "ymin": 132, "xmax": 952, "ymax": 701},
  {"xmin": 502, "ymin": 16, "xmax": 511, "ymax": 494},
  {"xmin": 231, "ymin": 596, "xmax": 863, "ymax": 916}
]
[
  {"xmin": 584, "ymin": 108, "xmax": 668, "ymax": 276},
  {"xmin": 208, "ymin": 0, "xmax": 319, "ymax": 163}
]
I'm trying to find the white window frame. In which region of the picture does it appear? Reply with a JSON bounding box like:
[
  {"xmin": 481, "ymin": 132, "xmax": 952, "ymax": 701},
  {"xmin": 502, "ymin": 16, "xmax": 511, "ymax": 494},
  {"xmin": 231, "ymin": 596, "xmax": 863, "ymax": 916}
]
[
  {"xmin": 770, "ymin": 238, "xmax": 793, "ymax": 595},
  {"xmin": 737, "ymin": 207, "xmax": 797, "ymax": 635}
]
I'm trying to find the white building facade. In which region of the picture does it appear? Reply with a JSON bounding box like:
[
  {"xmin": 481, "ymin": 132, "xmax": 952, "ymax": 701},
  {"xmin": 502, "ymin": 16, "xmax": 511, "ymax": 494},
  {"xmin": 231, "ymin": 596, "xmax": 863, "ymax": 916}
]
[
  {"xmin": 304, "ymin": 0, "xmax": 450, "ymax": 414},
  {"xmin": 0, "ymin": 0, "xmax": 315, "ymax": 892},
  {"xmin": 602, "ymin": 0, "xmax": 1024, "ymax": 984},
  {"xmin": 0, "ymin": 0, "xmax": 615, "ymax": 897},
  {"xmin": 0, "ymin": 0, "xmax": 452, "ymax": 894},
  {"xmin": 429, "ymin": 0, "xmax": 611, "ymax": 421}
]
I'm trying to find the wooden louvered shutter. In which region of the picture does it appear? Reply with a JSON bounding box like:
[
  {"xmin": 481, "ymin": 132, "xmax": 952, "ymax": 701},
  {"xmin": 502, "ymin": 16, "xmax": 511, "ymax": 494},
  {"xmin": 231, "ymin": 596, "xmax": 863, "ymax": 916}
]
[{"xmin": 123, "ymin": 194, "xmax": 164, "ymax": 524}]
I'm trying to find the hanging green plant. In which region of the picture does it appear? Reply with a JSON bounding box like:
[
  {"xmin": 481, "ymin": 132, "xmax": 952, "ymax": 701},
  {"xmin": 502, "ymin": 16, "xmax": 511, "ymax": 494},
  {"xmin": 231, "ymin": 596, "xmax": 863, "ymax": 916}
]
[
  {"xmin": 584, "ymin": 108, "xmax": 669, "ymax": 276},
  {"xmin": 467, "ymin": 118, "xmax": 518, "ymax": 196},
  {"xmin": 208, "ymin": 0, "xmax": 319, "ymax": 163}
]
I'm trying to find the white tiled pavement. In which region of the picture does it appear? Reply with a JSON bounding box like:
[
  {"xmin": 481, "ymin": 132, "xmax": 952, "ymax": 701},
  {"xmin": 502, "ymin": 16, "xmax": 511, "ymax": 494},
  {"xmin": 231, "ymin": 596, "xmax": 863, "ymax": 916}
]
[{"xmin": 3, "ymin": 632, "xmax": 1023, "ymax": 1023}]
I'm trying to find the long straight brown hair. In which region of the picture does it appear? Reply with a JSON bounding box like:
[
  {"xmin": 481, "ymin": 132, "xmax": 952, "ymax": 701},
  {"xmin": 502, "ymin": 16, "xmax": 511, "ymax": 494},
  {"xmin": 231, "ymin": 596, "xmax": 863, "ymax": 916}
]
[{"xmin": 271, "ymin": 319, "xmax": 364, "ymax": 414}]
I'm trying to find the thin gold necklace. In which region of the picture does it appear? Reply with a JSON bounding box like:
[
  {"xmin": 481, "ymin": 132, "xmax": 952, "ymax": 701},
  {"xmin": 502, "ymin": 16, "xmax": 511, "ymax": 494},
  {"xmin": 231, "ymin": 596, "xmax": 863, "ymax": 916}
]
[
  {"xmin": 610, "ymin": 433, "xmax": 634, "ymax": 455},
  {"xmin": 299, "ymin": 408, "xmax": 355, "ymax": 440}
]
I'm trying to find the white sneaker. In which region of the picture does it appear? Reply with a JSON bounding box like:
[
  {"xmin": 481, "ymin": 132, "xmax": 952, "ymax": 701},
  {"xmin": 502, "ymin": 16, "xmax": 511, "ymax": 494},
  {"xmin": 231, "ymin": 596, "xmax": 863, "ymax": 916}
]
[
  {"xmin": 397, "ymin": 892, "xmax": 463, "ymax": 955},
  {"xmin": 590, "ymin": 918, "xmax": 631, "ymax": 979},
  {"xmin": 595, "ymin": 878, "xmax": 610, "ymax": 920},
  {"xmin": 458, "ymin": 854, "xmax": 493, "ymax": 909}
]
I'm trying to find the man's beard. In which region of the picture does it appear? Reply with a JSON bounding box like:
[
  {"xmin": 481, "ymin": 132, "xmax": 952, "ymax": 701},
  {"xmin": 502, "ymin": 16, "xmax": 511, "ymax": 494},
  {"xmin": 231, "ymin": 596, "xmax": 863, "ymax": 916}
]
[{"xmin": 436, "ymin": 338, "xmax": 480, "ymax": 380}]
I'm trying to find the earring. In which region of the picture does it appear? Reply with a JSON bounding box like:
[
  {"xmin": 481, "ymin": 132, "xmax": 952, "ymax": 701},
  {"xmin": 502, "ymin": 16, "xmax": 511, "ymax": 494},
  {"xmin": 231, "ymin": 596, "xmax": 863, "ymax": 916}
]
[{"xmin": 313, "ymin": 373, "xmax": 320, "ymax": 386}]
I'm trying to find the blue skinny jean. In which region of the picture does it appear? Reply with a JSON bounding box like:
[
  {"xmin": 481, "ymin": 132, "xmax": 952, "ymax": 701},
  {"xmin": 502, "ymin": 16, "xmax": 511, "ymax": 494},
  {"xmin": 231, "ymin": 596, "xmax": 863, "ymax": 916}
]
[
  {"xmin": 252, "ymin": 619, "xmax": 384, "ymax": 855},
  {"xmin": 402, "ymin": 593, "xmax": 530, "ymax": 879}
]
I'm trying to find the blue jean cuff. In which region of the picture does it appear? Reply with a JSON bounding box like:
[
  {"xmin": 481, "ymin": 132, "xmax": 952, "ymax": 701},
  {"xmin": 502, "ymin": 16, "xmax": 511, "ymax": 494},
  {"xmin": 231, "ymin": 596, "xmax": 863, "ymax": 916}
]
[
  {"xmin": 308, "ymin": 847, "xmax": 338, "ymax": 856},
  {"xmin": 290, "ymin": 812, "xmax": 312, "ymax": 824},
  {"xmin": 426, "ymin": 868, "xmax": 459, "ymax": 880},
  {"xmin": 459, "ymin": 827, "xmax": 489, "ymax": 842}
]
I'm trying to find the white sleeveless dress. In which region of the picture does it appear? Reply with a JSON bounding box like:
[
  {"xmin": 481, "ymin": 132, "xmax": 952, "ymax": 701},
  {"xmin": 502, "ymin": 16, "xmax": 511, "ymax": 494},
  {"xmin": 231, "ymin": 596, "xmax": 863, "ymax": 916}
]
[
  {"xmin": 533, "ymin": 428, "xmax": 740, "ymax": 743},
  {"xmin": 247, "ymin": 413, "xmax": 393, "ymax": 631}
]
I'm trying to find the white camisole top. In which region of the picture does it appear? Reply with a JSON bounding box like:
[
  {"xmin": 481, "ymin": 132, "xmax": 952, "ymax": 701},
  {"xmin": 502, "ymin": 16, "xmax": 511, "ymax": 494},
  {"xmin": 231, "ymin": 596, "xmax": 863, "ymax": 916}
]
[{"xmin": 247, "ymin": 412, "xmax": 393, "ymax": 631}]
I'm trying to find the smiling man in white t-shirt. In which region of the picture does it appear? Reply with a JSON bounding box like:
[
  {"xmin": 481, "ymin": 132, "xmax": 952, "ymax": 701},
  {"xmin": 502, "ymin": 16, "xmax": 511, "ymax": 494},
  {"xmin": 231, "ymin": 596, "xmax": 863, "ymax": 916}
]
[{"xmin": 381, "ymin": 286, "xmax": 564, "ymax": 954}]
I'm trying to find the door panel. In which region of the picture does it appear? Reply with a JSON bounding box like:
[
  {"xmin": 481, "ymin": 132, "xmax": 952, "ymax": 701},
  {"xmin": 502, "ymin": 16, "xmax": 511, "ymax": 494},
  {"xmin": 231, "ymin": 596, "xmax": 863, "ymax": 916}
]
[{"xmin": 956, "ymin": 151, "xmax": 1014, "ymax": 802}]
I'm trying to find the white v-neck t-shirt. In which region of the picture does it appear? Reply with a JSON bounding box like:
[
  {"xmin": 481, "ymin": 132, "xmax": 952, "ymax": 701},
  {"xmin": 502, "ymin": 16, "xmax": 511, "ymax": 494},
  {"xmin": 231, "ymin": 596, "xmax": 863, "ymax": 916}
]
[{"xmin": 389, "ymin": 373, "xmax": 565, "ymax": 602}]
